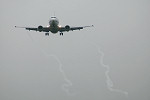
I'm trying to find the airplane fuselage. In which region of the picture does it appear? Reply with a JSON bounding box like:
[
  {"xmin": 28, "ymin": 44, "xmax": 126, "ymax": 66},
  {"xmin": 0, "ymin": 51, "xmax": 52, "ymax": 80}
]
[{"xmin": 49, "ymin": 16, "xmax": 59, "ymax": 33}]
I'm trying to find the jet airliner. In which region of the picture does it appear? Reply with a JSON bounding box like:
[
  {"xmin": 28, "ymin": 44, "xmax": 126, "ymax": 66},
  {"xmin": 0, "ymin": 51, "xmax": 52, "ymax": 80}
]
[{"xmin": 15, "ymin": 16, "xmax": 93, "ymax": 36}]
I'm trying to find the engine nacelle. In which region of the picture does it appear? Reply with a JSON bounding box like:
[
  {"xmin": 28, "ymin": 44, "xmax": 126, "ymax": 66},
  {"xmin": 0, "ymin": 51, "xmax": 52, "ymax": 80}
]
[
  {"xmin": 65, "ymin": 25, "xmax": 70, "ymax": 31},
  {"xmin": 38, "ymin": 25, "xmax": 43, "ymax": 32}
]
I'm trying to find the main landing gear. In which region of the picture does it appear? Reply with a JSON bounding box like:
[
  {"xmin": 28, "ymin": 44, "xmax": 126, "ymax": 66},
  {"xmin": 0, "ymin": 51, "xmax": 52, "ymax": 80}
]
[
  {"xmin": 45, "ymin": 33, "xmax": 49, "ymax": 36},
  {"xmin": 45, "ymin": 32, "xmax": 63, "ymax": 36},
  {"xmin": 60, "ymin": 32, "xmax": 63, "ymax": 36}
]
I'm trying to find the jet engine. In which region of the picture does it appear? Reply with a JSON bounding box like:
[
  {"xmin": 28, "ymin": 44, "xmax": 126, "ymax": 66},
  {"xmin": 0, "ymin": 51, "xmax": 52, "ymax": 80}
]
[
  {"xmin": 65, "ymin": 25, "xmax": 70, "ymax": 31},
  {"xmin": 38, "ymin": 25, "xmax": 43, "ymax": 32}
]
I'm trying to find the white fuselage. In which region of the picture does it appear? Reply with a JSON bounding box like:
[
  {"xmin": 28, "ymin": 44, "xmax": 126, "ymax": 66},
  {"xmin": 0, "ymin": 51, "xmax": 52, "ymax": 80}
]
[{"xmin": 49, "ymin": 16, "xmax": 59, "ymax": 33}]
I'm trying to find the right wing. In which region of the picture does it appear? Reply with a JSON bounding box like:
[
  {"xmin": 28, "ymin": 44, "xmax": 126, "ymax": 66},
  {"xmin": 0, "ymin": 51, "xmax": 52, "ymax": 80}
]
[{"xmin": 15, "ymin": 26, "xmax": 50, "ymax": 32}]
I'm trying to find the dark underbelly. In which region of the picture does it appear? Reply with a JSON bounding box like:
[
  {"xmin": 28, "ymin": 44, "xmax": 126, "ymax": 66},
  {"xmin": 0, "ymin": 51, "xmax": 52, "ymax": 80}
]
[{"xmin": 50, "ymin": 26, "xmax": 58, "ymax": 33}]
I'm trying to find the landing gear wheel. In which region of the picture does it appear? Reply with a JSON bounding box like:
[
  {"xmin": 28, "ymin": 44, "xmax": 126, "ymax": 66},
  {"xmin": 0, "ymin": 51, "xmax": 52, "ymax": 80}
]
[
  {"xmin": 60, "ymin": 33, "xmax": 63, "ymax": 36},
  {"xmin": 45, "ymin": 33, "xmax": 49, "ymax": 36}
]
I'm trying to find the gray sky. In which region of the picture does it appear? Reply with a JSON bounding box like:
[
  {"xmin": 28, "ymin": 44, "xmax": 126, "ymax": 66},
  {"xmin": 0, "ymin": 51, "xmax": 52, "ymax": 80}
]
[{"xmin": 0, "ymin": 0, "xmax": 150, "ymax": 100}]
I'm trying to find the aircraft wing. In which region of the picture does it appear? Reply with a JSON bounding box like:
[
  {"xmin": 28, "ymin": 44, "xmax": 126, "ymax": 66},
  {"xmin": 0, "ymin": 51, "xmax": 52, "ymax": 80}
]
[
  {"xmin": 15, "ymin": 26, "xmax": 50, "ymax": 32},
  {"xmin": 59, "ymin": 25, "xmax": 94, "ymax": 32}
]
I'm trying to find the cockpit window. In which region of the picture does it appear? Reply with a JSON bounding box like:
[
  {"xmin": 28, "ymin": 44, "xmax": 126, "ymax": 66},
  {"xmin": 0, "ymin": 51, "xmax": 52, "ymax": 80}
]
[{"xmin": 51, "ymin": 16, "xmax": 56, "ymax": 18}]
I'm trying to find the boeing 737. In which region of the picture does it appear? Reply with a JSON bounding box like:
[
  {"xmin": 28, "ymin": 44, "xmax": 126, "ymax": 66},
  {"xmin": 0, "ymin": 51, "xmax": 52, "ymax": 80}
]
[{"xmin": 15, "ymin": 16, "xmax": 93, "ymax": 36}]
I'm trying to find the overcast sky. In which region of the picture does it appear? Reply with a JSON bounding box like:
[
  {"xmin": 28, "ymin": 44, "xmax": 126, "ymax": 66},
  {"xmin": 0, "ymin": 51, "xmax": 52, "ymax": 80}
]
[{"xmin": 0, "ymin": 0, "xmax": 150, "ymax": 100}]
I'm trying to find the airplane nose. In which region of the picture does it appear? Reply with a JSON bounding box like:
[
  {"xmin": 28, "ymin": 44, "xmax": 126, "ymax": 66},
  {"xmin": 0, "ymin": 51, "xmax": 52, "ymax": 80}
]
[
  {"xmin": 52, "ymin": 20, "xmax": 55, "ymax": 23},
  {"xmin": 49, "ymin": 17, "xmax": 59, "ymax": 25},
  {"xmin": 49, "ymin": 20, "xmax": 54, "ymax": 24}
]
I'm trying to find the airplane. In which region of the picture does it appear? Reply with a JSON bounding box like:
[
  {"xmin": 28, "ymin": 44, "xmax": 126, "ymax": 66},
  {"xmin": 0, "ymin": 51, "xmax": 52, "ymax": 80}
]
[{"xmin": 15, "ymin": 16, "xmax": 93, "ymax": 36}]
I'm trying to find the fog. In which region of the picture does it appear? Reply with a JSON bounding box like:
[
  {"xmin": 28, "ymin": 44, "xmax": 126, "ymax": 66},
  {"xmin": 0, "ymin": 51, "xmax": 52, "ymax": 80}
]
[{"xmin": 0, "ymin": 0, "xmax": 150, "ymax": 100}]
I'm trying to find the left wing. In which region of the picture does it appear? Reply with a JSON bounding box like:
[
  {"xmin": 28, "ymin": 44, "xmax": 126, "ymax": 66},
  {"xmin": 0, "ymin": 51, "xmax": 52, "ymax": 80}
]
[{"xmin": 59, "ymin": 25, "xmax": 94, "ymax": 32}]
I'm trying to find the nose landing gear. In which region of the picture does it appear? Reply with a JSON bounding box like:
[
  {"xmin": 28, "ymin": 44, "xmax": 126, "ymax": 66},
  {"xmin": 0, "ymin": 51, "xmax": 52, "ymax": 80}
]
[{"xmin": 45, "ymin": 33, "xmax": 49, "ymax": 36}]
